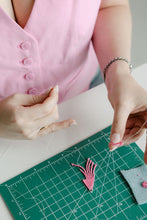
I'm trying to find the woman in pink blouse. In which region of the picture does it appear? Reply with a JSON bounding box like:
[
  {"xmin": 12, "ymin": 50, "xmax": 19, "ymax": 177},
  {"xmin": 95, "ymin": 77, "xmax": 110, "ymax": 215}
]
[{"xmin": 0, "ymin": 0, "xmax": 147, "ymax": 163}]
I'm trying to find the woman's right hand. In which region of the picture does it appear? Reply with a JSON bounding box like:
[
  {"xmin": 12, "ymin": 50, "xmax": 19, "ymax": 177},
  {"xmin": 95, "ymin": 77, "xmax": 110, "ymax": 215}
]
[{"xmin": 0, "ymin": 86, "xmax": 76, "ymax": 140}]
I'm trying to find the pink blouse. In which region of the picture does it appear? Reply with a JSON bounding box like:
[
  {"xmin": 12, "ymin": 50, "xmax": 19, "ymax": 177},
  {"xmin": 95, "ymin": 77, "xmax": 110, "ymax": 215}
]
[{"xmin": 0, "ymin": 0, "xmax": 101, "ymax": 103}]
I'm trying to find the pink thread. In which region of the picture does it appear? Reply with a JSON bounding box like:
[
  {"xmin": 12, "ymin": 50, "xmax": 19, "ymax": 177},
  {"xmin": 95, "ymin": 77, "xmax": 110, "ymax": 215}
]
[
  {"xmin": 110, "ymin": 141, "xmax": 123, "ymax": 146},
  {"xmin": 71, "ymin": 158, "xmax": 97, "ymax": 191},
  {"xmin": 142, "ymin": 181, "xmax": 147, "ymax": 188}
]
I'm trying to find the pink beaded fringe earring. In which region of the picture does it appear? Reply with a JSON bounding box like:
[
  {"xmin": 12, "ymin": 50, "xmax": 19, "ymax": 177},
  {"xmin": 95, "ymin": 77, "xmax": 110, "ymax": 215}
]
[{"xmin": 71, "ymin": 158, "xmax": 97, "ymax": 191}]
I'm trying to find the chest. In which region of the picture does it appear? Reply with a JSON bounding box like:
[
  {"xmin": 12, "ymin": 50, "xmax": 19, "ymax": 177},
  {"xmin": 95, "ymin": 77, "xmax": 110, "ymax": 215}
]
[
  {"xmin": 0, "ymin": 0, "xmax": 15, "ymax": 19},
  {"xmin": 0, "ymin": 0, "xmax": 34, "ymax": 28}
]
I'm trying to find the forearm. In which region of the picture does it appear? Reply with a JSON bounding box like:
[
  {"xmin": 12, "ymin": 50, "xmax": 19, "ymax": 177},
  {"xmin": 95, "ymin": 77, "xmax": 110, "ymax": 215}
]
[{"xmin": 92, "ymin": 0, "xmax": 132, "ymax": 89}]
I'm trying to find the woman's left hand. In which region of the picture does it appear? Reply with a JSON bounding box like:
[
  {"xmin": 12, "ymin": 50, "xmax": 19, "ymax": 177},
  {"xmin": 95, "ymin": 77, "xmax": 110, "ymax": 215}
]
[{"xmin": 106, "ymin": 69, "xmax": 147, "ymax": 164}]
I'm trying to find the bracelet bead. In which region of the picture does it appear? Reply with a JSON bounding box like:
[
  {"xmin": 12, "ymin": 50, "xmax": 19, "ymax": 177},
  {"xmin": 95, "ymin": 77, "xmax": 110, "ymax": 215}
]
[{"xmin": 103, "ymin": 57, "xmax": 132, "ymax": 81}]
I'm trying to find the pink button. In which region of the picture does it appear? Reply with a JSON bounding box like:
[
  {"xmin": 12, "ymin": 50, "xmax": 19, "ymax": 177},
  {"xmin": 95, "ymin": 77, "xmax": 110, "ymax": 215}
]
[
  {"xmin": 24, "ymin": 72, "xmax": 34, "ymax": 81},
  {"xmin": 20, "ymin": 41, "xmax": 31, "ymax": 50},
  {"xmin": 22, "ymin": 58, "xmax": 33, "ymax": 65},
  {"xmin": 27, "ymin": 88, "xmax": 38, "ymax": 95}
]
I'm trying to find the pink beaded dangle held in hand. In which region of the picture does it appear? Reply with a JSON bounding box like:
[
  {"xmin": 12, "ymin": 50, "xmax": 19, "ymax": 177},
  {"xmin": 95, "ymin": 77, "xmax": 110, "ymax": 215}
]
[{"xmin": 71, "ymin": 158, "xmax": 97, "ymax": 191}]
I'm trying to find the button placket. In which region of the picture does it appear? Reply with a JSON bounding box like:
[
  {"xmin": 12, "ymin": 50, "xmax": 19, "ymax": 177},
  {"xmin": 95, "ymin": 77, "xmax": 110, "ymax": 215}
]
[
  {"xmin": 18, "ymin": 40, "xmax": 33, "ymax": 65},
  {"xmin": 18, "ymin": 40, "xmax": 38, "ymax": 95}
]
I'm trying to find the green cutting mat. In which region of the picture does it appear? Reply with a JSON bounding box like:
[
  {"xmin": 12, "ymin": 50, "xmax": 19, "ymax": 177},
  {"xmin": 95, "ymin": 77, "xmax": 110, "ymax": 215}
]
[{"xmin": 0, "ymin": 126, "xmax": 147, "ymax": 220}]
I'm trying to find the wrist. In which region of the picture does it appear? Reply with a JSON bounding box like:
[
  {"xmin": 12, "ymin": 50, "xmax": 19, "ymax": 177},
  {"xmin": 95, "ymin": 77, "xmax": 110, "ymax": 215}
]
[{"xmin": 105, "ymin": 61, "xmax": 131, "ymax": 91}]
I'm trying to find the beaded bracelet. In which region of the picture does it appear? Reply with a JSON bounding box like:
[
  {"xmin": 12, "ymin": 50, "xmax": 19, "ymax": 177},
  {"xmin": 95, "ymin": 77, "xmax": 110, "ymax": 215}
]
[{"xmin": 103, "ymin": 57, "xmax": 133, "ymax": 81}]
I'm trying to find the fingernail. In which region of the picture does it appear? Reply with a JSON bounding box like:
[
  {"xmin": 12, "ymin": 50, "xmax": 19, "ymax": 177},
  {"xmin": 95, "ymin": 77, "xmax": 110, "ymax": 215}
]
[
  {"xmin": 109, "ymin": 141, "xmax": 124, "ymax": 151},
  {"xmin": 109, "ymin": 144, "xmax": 119, "ymax": 152},
  {"xmin": 54, "ymin": 85, "xmax": 59, "ymax": 93},
  {"xmin": 110, "ymin": 133, "xmax": 120, "ymax": 143},
  {"xmin": 71, "ymin": 120, "xmax": 77, "ymax": 126},
  {"xmin": 110, "ymin": 146, "xmax": 118, "ymax": 152},
  {"xmin": 109, "ymin": 141, "xmax": 123, "ymax": 147},
  {"xmin": 44, "ymin": 88, "xmax": 51, "ymax": 95}
]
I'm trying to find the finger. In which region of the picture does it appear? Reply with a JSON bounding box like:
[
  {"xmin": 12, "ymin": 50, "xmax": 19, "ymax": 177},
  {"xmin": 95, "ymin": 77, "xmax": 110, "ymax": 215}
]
[
  {"xmin": 38, "ymin": 119, "xmax": 77, "ymax": 136},
  {"xmin": 123, "ymin": 127, "xmax": 145, "ymax": 146},
  {"xmin": 33, "ymin": 106, "xmax": 59, "ymax": 129},
  {"xmin": 22, "ymin": 86, "xmax": 59, "ymax": 120},
  {"xmin": 125, "ymin": 118, "xmax": 137, "ymax": 129},
  {"xmin": 124, "ymin": 126, "xmax": 141, "ymax": 139},
  {"xmin": 126, "ymin": 117, "xmax": 147, "ymax": 129},
  {"xmin": 109, "ymin": 105, "xmax": 131, "ymax": 149},
  {"xmin": 144, "ymin": 130, "xmax": 147, "ymax": 164},
  {"xmin": 9, "ymin": 88, "xmax": 52, "ymax": 106}
]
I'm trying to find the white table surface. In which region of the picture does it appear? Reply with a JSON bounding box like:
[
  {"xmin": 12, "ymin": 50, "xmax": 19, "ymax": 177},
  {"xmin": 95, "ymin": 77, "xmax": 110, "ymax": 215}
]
[{"xmin": 0, "ymin": 63, "xmax": 147, "ymax": 219}]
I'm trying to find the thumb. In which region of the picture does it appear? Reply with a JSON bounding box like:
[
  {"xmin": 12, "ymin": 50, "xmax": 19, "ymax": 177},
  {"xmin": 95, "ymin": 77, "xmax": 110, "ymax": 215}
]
[
  {"xmin": 10, "ymin": 88, "xmax": 52, "ymax": 106},
  {"xmin": 109, "ymin": 105, "xmax": 130, "ymax": 149},
  {"xmin": 144, "ymin": 130, "xmax": 147, "ymax": 164}
]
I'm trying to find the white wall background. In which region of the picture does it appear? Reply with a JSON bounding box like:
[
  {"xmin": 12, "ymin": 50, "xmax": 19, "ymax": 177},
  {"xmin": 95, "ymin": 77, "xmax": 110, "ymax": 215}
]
[{"xmin": 129, "ymin": 0, "xmax": 147, "ymax": 67}]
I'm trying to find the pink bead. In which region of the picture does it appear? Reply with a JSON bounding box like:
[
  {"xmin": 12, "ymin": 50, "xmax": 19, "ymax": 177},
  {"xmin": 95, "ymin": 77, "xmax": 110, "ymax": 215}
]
[{"xmin": 142, "ymin": 181, "xmax": 147, "ymax": 188}]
